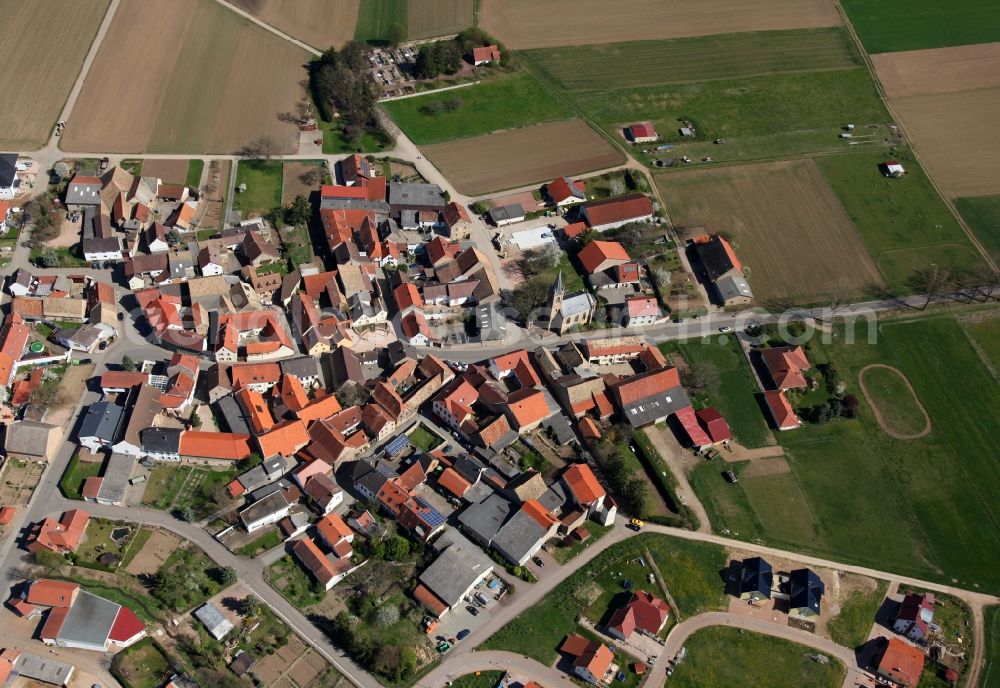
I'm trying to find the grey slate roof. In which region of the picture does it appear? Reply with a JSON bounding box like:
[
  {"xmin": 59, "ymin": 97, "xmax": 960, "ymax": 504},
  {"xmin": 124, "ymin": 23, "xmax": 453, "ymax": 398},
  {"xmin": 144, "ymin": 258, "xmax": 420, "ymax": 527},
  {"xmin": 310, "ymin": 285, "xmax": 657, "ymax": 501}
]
[
  {"xmin": 389, "ymin": 182, "xmax": 446, "ymax": 210},
  {"xmin": 12, "ymin": 652, "xmax": 76, "ymax": 686},
  {"xmin": 418, "ymin": 534, "xmax": 494, "ymax": 607},
  {"xmin": 98, "ymin": 453, "xmax": 137, "ymax": 504},
  {"xmin": 0, "ymin": 153, "xmax": 17, "ymax": 188},
  {"xmin": 194, "ymin": 603, "xmax": 234, "ymax": 640},
  {"xmin": 487, "ymin": 203, "xmax": 525, "ymax": 224},
  {"xmin": 280, "ymin": 355, "xmax": 320, "ymax": 380},
  {"xmin": 561, "ymin": 291, "xmax": 596, "ymax": 317},
  {"xmin": 789, "ymin": 568, "xmax": 825, "ymax": 615},
  {"xmin": 140, "ymin": 427, "xmax": 183, "ymax": 454},
  {"xmin": 538, "ymin": 481, "xmax": 568, "ymax": 513},
  {"xmin": 57, "ymin": 590, "xmax": 120, "ymax": 648},
  {"xmin": 492, "ymin": 508, "xmax": 549, "ymax": 563},
  {"xmin": 78, "ymin": 402, "xmax": 125, "ymax": 444},
  {"xmin": 216, "ymin": 395, "xmax": 251, "ymax": 435},
  {"xmin": 457, "ymin": 492, "xmax": 515, "ymax": 545},
  {"xmin": 3, "ymin": 421, "xmax": 58, "ymax": 456}
]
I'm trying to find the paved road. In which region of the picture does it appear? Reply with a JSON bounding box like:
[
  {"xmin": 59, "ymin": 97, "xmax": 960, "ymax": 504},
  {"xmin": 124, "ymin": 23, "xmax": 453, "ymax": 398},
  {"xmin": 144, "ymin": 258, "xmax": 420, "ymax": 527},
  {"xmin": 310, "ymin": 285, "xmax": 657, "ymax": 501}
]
[{"xmin": 417, "ymin": 650, "xmax": 577, "ymax": 688}]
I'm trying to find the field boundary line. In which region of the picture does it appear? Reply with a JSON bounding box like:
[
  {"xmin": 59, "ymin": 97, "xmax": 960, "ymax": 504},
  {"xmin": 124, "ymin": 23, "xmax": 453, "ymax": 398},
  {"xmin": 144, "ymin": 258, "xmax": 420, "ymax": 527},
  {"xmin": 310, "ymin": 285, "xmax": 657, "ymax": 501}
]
[
  {"xmin": 209, "ymin": 0, "xmax": 322, "ymax": 56},
  {"xmin": 833, "ymin": 0, "xmax": 998, "ymax": 275}
]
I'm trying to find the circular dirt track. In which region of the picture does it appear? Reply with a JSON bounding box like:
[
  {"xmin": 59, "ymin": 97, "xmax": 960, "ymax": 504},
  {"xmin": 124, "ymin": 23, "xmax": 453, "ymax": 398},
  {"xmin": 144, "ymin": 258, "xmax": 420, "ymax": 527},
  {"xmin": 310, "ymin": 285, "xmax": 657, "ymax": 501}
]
[{"xmin": 858, "ymin": 364, "xmax": 932, "ymax": 440}]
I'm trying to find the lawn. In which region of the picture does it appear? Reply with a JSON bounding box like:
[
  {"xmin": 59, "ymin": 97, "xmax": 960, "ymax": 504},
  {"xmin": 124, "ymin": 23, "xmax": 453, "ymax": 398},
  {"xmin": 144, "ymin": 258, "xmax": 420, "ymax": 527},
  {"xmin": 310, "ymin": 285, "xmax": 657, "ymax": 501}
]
[
  {"xmin": 659, "ymin": 337, "xmax": 773, "ymax": 448},
  {"xmin": 141, "ymin": 464, "xmax": 192, "ymax": 510},
  {"xmin": 571, "ymin": 67, "xmax": 889, "ymax": 164},
  {"xmin": 74, "ymin": 518, "xmax": 137, "ymax": 570},
  {"xmin": 817, "ymin": 149, "xmax": 985, "ymax": 293},
  {"xmin": 236, "ymin": 528, "xmax": 284, "ymax": 557},
  {"xmin": 233, "ymin": 160, "xmax": 283, "ymax": 218},
  {"xmin": 354, "ymin": 0, "xmax": 407, "ymax": 43},
  {"xmin": 550, "ymin": 521, "xmax": 612, "ymax": 564},
  {"xmin": 524, "ymin": 28, "xmax": 862, "ymax": 92},
  {"xmin": 185, "ymin": 159, "xmax": 205, "ymax": 188},
  {"xmin": 840, "ymin": 0, "xmax": 1000, "ymax": 53},
  {"xmin": 111, "ymin": 637, "xmax": 173, "ymax": 688},
  {"xmin": 827, "ymin": 579, "xmax": 888, "ymax": 648},
  {"xmin": 450, "ymin": 672, "xmax": 503, "ymax": 688},
  {"xmin": 174, "ymin": 465, "xmax": 240, "ymax": 520},
  {"xmin": 267, "ymin": 555, "xmax": 327, "ymax": 608},
  {"xmin": 739, "ymin": 472, "xmax": 823, "ymax": 548},
  {"xmin": 408, "ymin": 425, "xmax": 443, "ymax": 451},
  {"xmin": 689, "ymin": 461, "xmax": 766, "ymax": 540},
  {"xmin": 30, "ymin": 246, "xmax": 88, "ymax": 268},
  {"xmin": 668, "ymin": 626, "xmax": 845, "ymax": 688},
  {"xmin": 985, "ymin": 605, "xmax": 1000, "ymax": 688},
  {"xmin": 481, "ymin": 533, "xmax": 727, "ymax": 664},
  {"xmin": 154, "ymin": 546, "xmax": 224, "ymax": 612},
  {"xmin": 384, "ymin": 72, "xmax": 573, "ymax": 145},
  {"xmin": 60, "ymin": 452, "xmax": 103, "ymax": 500},
  {"xmin": 955, "ymin": 195, "xmax": 1000, "ymax": 264}
]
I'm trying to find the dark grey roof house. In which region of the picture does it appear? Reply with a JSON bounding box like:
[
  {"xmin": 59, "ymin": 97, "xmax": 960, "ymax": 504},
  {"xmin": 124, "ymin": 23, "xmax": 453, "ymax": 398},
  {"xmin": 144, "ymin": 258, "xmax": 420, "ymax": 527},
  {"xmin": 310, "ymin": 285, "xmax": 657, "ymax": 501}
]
[
  {"xmin": 788, "ymin": 568, "xmax": 824, "ymax": 617},
  {"xmin": 78, "ymin": 402, "xmax": 126, "ymax": 453},
  {"xmin": 457, "ymin": 492, "xmax": 515, "ymax": 548},
  {"xmin": 739, "ymin": 556, "xmax": 773, "ymax": 601}
]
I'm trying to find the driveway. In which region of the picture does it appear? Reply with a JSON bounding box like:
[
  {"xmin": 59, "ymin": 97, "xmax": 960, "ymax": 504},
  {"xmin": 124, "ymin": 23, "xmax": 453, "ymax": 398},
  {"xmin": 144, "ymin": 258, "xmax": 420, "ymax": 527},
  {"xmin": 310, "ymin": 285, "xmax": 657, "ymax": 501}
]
[{"xmin": 642, "ymin": 425, "xmax": 711, "ymax": 533}]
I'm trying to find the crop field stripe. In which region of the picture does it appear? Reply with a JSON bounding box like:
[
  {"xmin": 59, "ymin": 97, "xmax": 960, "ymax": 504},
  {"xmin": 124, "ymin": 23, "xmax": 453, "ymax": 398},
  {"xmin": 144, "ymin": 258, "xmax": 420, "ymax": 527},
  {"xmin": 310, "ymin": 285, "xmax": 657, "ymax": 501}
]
[
  {"xmin": 407, "ymin": 0, "xmax": 475, "ymax": 40},
  {"xmin": 840, "ymin": 0, "xmax": 1000, "ymax": 54},
  {"xmin": 522, "ymin": 28, "xmax": 863, "ymax": 92},
  {"xmin": 354, "ymin": 0, "xmax": 407, "ymax": 42}
]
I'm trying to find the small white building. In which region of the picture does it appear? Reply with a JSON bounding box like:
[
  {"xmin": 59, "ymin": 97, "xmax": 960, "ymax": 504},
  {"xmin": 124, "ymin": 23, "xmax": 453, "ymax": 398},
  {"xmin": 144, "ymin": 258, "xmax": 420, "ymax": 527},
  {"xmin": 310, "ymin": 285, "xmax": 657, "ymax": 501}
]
[{"xmin": 194, "ymin": 603, "xmax": 234, "ymax": 641}]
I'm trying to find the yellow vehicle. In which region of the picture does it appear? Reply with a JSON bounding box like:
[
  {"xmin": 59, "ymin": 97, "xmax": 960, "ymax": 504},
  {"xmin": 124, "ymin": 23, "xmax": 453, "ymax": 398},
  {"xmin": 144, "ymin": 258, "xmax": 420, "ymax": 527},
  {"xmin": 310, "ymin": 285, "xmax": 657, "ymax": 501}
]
[{"xmin": 629, "ymin": 518, "xmax": 645, "ymax": 530}]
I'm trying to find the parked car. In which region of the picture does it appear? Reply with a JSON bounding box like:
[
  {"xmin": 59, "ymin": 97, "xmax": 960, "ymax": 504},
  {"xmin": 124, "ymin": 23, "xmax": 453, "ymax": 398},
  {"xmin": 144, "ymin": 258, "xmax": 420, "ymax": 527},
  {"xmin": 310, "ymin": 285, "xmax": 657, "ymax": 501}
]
[
  {"xmin": 474, "ymin": 592, "xmax": 489, "ymax": 606},
  {"xmin": 532, "ymin": 556, "xmax": 545, "ymax": 567},
  {"xmin": 718, "ymin": 326, "xmax": 733, "ymax": 333},
  {"xmin": 466, "ymin": 605, "xmax": 479, "ymax": 616},
  {"xmin": 629, "ymin": 518, "xmax": 645, "ymax": 531},
  {"xmin": 723, "ymin": 470, "xmax": 739, "ymax": 484},
  {"xmin": 456, "ymin": 629, "xmax": 471, "ymax": 641}
]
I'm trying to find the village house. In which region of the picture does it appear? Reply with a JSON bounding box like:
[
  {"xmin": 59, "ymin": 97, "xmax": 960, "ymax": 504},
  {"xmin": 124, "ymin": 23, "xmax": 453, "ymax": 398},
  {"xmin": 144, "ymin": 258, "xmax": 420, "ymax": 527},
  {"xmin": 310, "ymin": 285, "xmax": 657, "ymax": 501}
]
[
  {"xmin": 606, "ymin": 590, "xmax": 670, "ymax": 640},
  {"xmin": 580, "ymin": 193, "xmax": 654, "ymax": 232},
  {"xmin": 690, "ymin": 233, "xmax": 753, "ymax": 306},
  {"xmin": 545, "ymin": 176, "xmax": 586, "ymax": 207},
  {"xmin": 626, "ymin": 122, "xmax": 658, "ymax": 143},
  {"xmin": 560, "ymin": 634, "xmax": 614, "ymax": 685}
]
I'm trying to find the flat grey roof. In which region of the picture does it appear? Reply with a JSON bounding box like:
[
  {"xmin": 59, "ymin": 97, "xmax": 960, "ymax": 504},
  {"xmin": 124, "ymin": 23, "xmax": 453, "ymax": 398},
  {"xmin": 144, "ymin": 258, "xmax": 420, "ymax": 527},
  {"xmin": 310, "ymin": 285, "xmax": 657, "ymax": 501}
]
[
  {"xmin": 492, "ymin": 509, "xmax": 547, "ymax": 562},
  {"xmin": 620, "ymin": 385, "xmax": 690, "ymax": 428},
  {"xmin": 58, "ymin": 590, "xmax": 120, "ymax": 648},
  {"xmin": 458, "ymin": 492, "xmax": 514, "ymax": 544},
  {"xmin": 98, "ymin": 453, "xmax": 137, "ymax": 504},
  {"xmin": 194, "ymin": 603, "xmax": 234, "ymax": 640},
  {"xmin": 13, "ymin": 651, "xmax": 75, "ymax": 685},
  {"xmin": 487, "ymin": 203, "xmax": 525, "ymax": 223},
  {"xmin": 239, "ymin": 489, "xmax": 289, "ymax": 527},
  {"xmin": 419, "ymin": 538, "xmax": 494, "ymax": 607},
  {"xmin": 389, "ymin": 182, "xmax": 446, "ymax": 209}
]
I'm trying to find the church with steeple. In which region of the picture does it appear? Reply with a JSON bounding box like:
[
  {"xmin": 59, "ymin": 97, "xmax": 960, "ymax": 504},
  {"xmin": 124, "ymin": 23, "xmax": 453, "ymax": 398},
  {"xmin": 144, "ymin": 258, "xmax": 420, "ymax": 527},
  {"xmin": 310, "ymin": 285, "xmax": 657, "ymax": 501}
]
[{"xmin": 544, "ymin": 271, "xmax": 596, "ymax": 334}]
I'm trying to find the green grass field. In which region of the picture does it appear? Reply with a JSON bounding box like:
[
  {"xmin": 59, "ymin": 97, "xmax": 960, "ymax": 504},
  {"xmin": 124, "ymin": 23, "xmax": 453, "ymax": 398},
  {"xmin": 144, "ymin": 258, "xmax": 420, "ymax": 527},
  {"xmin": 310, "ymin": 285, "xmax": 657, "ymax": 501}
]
[
  {"xmin": 840, "ymin": 0, "xmax": 1000, "ymax": 53},
  {"xmin": 817, "ymin": 149, "xmax": 985, "ymax": 293},
  {"xmin": 571, "ymin": 68, "xmax": 888, "ymax": 163},
  {"xmin": 859, "ymin": 365, "xmax": 928, "ymax": 436},
  {"xmin": 955, "ymin": 195, "xmax": 1000, "ymax": 264},
  {"xmin": 185, "ymin": 159, "xmax": 204, "ymax": 188},
  {"xmin": 827, "ymin": 580, "xmax": 888, "ymax": 649},
  {"xmin": 481, "ymin": 534, "xmax": 727, "ymax": 663},
  {"xmin": 659, "ymin": 337, "xmax": 774, "ymax": 448},
  {"xmin": 964, "ymin": 316, "xmax": 1000, "ymax": 370},
  {"xmin": 450, "ymin": 672, "xmax": 503, "ymax": 688},
  {"xmin": 354, "ymin": 0, "xmax": 407, "ymax": 43},
  {"xmin": 383, "ymin": 72, "xmax": 572, "ymax": 144},
  {"xmin": 740, "ymin": 471, "xmax": 823, "ymax": 547},
  {"xmin": 60, "ymin": 453, "xmax": 102, "ymax": 500},
  {"xmin": 233, "ymin": 160, "xmax": 283, "ymax": 217},
  {"xmin": 690, "ymin": 461, "xmax": 766, "ymax": 540},
  {"xmin": 112, "ymin": 638, "xmax": 173, "ymax": 688},
  {"xmin": 985, "ymin": 605, "xmax": 1000, "ymax": 688},
  {"xmin": 668, "ymin": 626, "xmax": 845, "ymax": 688},
  {"xmin": 408, "ymin": 425, "xmax": 442, "ymax": 451},
  {"xmin": 524, "ymin": 29, "xmax": 861, "ymax": 92}
]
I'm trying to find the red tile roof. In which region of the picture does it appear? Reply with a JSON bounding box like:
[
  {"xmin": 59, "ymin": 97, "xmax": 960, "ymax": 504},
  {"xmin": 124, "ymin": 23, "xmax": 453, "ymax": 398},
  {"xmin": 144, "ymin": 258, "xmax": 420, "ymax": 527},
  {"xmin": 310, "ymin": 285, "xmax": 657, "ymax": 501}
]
[
  {"xmin": 296, "ymin": 392, "xmax": 343, "ymax": 423},
  {"xmin": 472, "ymin": 44, "xmax": 501, "ymax": 62},
  {"xmin": 579, "ymin": 417, "xmax": 602, "ymax": 441},
  {"xmin": 608, "ymin": 590, "xmax": 669, "ymax": 639},
  {"xmin": 108, "ymin": 606, "xmax": 146, "ymax": 642},
  {"xmin": 563, "ymin": 463, "xmax": 605, "ymax": 505},
  {"xmin": 394, "ymin": 282, "xmax": 423, "ymax": 312},
  {"xmin": 237, "ymin": 386, "xmax": 275, "ymax": 434},
  {"xmin": 613, "ymin": 367, "xmax": 681, "ymax": 406},
  {"xmin": 628, "ymin": 122, "xmax": 657, "ymax": 139},
  {"xmin": 179, "ymin": 431, "xmax": 252, "ymax": 460},
  {"xmin": 413, "ymin": 583, "xmax": 448, "ymax": 617},
  {"xmin": 578, "ymin": 240, "xmax": 631, "ymax": 274},
  {"xmin": 256, "ymin": 419, "xmax": 310, "ymax": 458},
  {"xmin": 292, "ymin": 537, "xmax": 346, "ymax": 586},
  {"xmin": 563, "ymin": 221, "xmax": 589, "ymax": 239},
  {"xmin": 761, "ymin": 346, "xmax": 810, "ymax": 390},
  {"xmin": 280, "ymin": 373, "xmax": 310, "ymax": 412},
  {"xmin": 626, "ymin": 296, "xmax": 659, "ymax": 318},
  {"xmin": 674, "ymin": 406, "xmax": 712, "ymax": 447},
  {"xmin": 547, "ymin": 176, "xmax": 586, "ymax": 204},
  {"xmin": 878, "ymin": 638, "xmax": 925, "ymax": 688},
  {"xmin": 506, "ymin": 388, "xmax": 551, "ymax": 429},
  {"xmin": 763, "ymin": 390, "xmax": 799, "ymax": 430},
  {"xmin": 26, "ymin": 580, "xmax": 79, "ymax": 607},
  {"xmin": 582, "ymin": 193, "xmax": 654, "ymax": 228},
  {"xmin": 0, "ymin": 506, "xmax": 15, "ymax": 525},
  {"xmin": 321, "ymin": 184, "xmax": 368, "ymax": 200},
  {"xmin": 316, "ymin": 512, "xmax": 353, "ymax": 547},
  {"xmin": 81, "ymin": 477, "xmax": 103, "ymax": 500},
  {"xmin": 696, "ymin": 407, "xmax": 732, "ymax": 443},
  {"xmin": 437, "ymin": 467, "xmax": 471, "ymax": 498},
  {"xmin": 230, "ymin": 363, "xmax": 282, "ymax": 389}
]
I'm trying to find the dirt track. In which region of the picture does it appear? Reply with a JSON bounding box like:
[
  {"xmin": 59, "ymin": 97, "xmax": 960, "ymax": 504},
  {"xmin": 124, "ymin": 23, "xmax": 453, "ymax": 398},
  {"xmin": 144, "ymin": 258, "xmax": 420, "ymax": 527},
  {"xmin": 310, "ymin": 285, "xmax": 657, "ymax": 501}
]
[
  {"xmin": 872, "ymin": 43, "xmax": 1000, "ymax": 98},
  {"xmin": 858, "ymin": 364, "xmax": 931, "ymax": 440},
  {"xmin": 480, "ymin": 0, "xmax": 841, "ymax": 49},
  {"xmin": 423, "ymin": 119, "xmax": 623, "ymax": 195},
  {"xmin": 658, "ymin": 159, "xmax": 884, "ymax": 304}
]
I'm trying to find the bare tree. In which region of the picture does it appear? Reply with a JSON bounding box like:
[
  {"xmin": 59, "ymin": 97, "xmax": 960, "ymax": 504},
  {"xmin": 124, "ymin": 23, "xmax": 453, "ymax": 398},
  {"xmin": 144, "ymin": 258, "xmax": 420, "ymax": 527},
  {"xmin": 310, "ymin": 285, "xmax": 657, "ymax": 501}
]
[{"xmin": 238, "ymin": 136, "xmax": 277, "ymax": 160}]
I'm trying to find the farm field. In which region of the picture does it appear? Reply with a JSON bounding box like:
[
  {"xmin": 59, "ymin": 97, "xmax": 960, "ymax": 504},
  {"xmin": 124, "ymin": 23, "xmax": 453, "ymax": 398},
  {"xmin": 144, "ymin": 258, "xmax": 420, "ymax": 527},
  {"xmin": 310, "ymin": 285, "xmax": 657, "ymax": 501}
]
[
  {"xmin": 353, "ymin": 0, "xmax": 406, "ymax": 43},
  {"xmin": 140, "ymin": 159, "xmax": 190, "ymax": 185},
  {"xmin": 956, "ymin": 195, "xmax": 1000, "ymax": 264},
  {"xmin": 524, "ymin": 28, "xmax": 861, "ymax": 92},
  {"xmin": 62, "ymin": 0, "xmax": 309, "ymax": 154},
  {"xmin": 963, "ymin": 316, "xmax": 1000, "ymax": 370},
  {"xmin": 0, "ymin": 0, "xmax": 111, "ymax": 150},
  {"xmin": 423, "ymin": 119, "xmax": 622, "ymax": 196},
  {"xmin": 840, "ymin": 0, "xmax": 1000, "ymax": 54},
  {"xmin": 230, "ymin": 0, "xmax": 360, "ymax": 50},
  {"xmin": 572, "ymin": 68, "xmax": 889, "ymax": 164},
  {"xmin": 479, "ymin": 0, "xmax": 841, "ymax": 50},
  {"xmin": 668, "ymin": 626, "xmax": 845, "ymax": 688},
  {"xmin": 657, "ymin": 159, "xmax": 883, "ymax": 305},
  {"xmin": 986, "ymin": 606, "xmax": 1000, "ymax": 688},
  {"xmin": 407, "ymin": 0, "xmax": 474, "ymax": 40},
  {"xmin": 871, "ymin": 43, "xmax": 1000, "ymax": 98},
  {"xmin": 384, "ymin": 72, "xmax": 573, "ymax": 144},
  {"xmin": 888, "ymin": 88, "xmax": 1000, "ymax": 198},
  {"xmin": 817, "ymin": 149, "xmax": 985, "ymax": 291}
]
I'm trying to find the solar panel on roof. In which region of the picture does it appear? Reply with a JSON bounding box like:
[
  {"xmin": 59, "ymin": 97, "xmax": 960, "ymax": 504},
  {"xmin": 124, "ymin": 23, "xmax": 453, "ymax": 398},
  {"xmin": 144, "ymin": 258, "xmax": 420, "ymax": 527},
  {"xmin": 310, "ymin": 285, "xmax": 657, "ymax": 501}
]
[
  {"xmin": 416, "ymin": 497, "xmax": 446, "ymax": 527},
  {"xmin": 384, "ymin": 434, "xmax": 410, "ymax": 456}
]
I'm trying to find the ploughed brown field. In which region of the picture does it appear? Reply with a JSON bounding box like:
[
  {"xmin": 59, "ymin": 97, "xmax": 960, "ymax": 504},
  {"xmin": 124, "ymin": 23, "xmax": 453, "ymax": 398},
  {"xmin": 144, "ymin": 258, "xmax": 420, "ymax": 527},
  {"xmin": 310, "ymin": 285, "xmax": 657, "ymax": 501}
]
[
  {"xmin": 282, "ymin": 162, "xmax": 325, "ymax": 204},
  {"xmin": 422, "ymin": 119, "xmax": 623, "ymax": 196},
  {"xmin": 62, "ymin": 0, "xmax": 310, "ymax": 154},
  {"xmin": 140, "ymin": 159, "xmax": 189, "ymax": 185},
  {"xmin": 657, "ymin": 159, "xmax": 884, "ymax": 305},
  {"xmin": 0, "ymin": 0, "xmax": 111, "ymax": 150},
  {"xmin": 873, "ymin": 43, "xmax": 1000, "ymax": 198},
  {"xmin": 872, "ymin": 43, "xmax": 1000, "ymax": 98},
  {"xmin": 480, "ymin": 0, "xmax": 841, "ymax": 50},
  {"xmin": 230, "ymin": 0, "xmax": 359, "ymax": 49}
]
